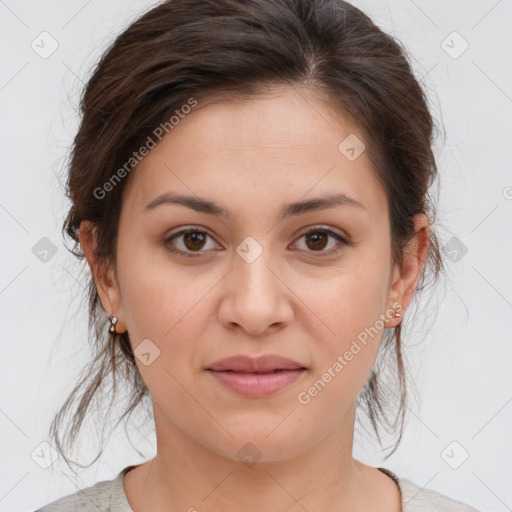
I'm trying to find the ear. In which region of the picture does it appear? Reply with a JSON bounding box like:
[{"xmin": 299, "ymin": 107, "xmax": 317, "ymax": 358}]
[
  {"xmin": 385, "ymin": 213, "xmax": 430, "ymax": 327},
  {"xmin": 79, "ymin": 220, "xmax": 127, "ymax": 334}
]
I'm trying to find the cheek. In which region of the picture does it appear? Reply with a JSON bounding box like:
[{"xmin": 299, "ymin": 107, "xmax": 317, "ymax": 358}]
[
  {"xmin": 116, "ymin": 253, "xmax": 211, "ymax": 414},
  {"xmin": 309, "ymin": 253, "xmax": 390, "ymax": 344},
  {"xmin": 117, "ymin": 241, "xmax": 206, "ymax": 339},
  {"xmin": 115, "ymin": 244, "xmax": 223, "ymax": 385},
  {"xmin": 298, "ymin": 251, "xmax": 391, "ymax": 401}
]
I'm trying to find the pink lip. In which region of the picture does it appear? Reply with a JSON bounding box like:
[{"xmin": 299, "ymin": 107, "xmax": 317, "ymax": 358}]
[
  {"xmin": 205, "ymin": 354, "xmax": 307, "ymax": 397},
  {"xmin": 207, "ymin": 368, "xmax": 306, "ymax": 397}
]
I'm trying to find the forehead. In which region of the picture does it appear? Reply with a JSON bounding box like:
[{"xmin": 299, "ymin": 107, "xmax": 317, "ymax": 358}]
[{"xmin": 122, "ymin": 86, "xmax": 387, "ymax": 222}]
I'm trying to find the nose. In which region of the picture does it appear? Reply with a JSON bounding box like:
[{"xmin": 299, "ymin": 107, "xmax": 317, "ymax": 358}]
[{"xmin": 217, "ymin": 246, "xmax": 294, "ymax": 336}]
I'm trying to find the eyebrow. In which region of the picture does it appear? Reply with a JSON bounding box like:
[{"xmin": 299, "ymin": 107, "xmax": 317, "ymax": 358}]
[{"xmin": 144, "ymin": 191, "xmax": 366, "ymax": 220}]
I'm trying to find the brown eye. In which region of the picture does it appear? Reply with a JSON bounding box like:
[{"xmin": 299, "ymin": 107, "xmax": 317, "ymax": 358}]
[
  {"xmin": 165, "ymin": 228, "xmax": 219, "ymax": 257},
  {"xmin": 293, "ymin": 227, "xmax": 350, "ymax": 256}
]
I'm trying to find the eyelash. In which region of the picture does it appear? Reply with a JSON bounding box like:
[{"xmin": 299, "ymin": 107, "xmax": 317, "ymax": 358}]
[{"xmin": 164, "ymin": 225, "xmax": 350, "ymax": 258}]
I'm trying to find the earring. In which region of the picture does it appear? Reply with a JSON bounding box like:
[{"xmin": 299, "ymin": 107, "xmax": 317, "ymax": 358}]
[
  {"xmin": 109, "ymin": 316, "xmax": 118, "ymax": 334},
  {"xmin": 395, "ymin": 313, "xmax": 402, "ymax": 318}
]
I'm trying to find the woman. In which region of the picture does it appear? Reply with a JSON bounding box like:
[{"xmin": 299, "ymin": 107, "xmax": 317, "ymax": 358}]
[{"xmin": 35, "ymin": 0, "xmax": 480, "ymax": 510}]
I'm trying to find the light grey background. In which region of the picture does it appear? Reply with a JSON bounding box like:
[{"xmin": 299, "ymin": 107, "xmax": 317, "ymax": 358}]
[{"xmin": 1, "ymin": 1, "xmax": 511, "ymax": 511}]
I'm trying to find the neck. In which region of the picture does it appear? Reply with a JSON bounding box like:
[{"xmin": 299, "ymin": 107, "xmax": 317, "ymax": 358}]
[{"xmin": 127, "ymin": 404, "xmax": 378, "ymax": 512}]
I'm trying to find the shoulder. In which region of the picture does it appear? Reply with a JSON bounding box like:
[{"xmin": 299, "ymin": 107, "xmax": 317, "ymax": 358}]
[
  {"xmin": 33, "ymin": 479, "xmax": 113, "ymax": 512},
  {"xmin": 398, "ymin": 477, "xmax": 481, "ymax": 512},
  {"xmin": 33, "ymin": 467, "xmax": 132, "ymax": 512}
]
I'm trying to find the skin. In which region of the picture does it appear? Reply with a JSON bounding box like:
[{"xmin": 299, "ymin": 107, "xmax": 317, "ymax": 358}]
[{"xmin": 80, "ymin": 85, "xmax": 429, "ymax": 512}]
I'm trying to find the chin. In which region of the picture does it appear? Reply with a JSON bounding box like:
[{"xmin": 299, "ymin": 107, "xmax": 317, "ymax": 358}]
[{"xmin": 198, "ymin": 424, "xmax": 311, "ymax": 465}]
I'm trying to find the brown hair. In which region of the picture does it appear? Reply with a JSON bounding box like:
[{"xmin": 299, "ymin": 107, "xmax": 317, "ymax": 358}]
[{"xmin": 51, "ymin": 0, "xmax": 445, "ymax": 470}]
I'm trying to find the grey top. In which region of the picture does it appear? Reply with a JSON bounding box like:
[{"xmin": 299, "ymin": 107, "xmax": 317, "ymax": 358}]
[{"xmin": 34, "ymin": 465, "xmax": 480, "ymax": 512}]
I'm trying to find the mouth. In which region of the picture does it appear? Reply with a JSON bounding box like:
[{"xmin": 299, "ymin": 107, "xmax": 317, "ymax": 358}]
[{"xmin": 204, "ymin": 353, "xmax": 307, "ymax": 397}]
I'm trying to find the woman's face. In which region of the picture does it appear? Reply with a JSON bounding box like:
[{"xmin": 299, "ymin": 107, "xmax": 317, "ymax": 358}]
[{"xmin": 84, "ymin": 86, "xmax": 427, "ymax": 463}]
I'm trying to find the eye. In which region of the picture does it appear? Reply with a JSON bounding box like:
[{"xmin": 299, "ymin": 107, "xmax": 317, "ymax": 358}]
[
  {"xmin": 291, "ymin": 226, "xmax": 350, "ymax": 256},
  {"xmin": 164, "ymin": 226, "xmax": 219, "ymax": 257}
]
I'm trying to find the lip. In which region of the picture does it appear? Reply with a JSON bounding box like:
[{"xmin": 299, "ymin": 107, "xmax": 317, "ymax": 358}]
[
  {"xmin": 206, "ymin": 354, "xmax": 306, "ymax": 372},
  {"xmin": 205, "ymin": 354, "xmax": 307, "ymax": 398}
]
